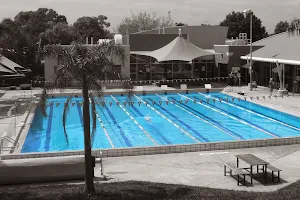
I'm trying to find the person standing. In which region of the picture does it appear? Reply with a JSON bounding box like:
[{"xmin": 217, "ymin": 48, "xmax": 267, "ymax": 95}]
[{"xmin": 269, "ymin": 78, "xmax": 274, "ymax": 96}]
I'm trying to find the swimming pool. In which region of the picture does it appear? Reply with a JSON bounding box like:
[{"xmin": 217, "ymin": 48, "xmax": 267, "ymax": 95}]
[{"xmin": 21, "ymin": 92, "xmax": 300, "ymax": 153}]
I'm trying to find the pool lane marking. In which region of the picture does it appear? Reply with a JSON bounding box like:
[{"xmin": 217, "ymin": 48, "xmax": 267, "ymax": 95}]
[
  {"xmin": 168, "ymin": 97, "xmax": 244, "ymax": 140},
  {"xmin": 120, "ymin": 98, "xmax": 171, "ymax": 145},
  {"xmin": 192, "ymin": 96, "xmax": 281, "ymax": 138},
  {"xmin": 148, "ymin": 97, "xmax": 209, "ymax": 142},
  {"xmin": 100, "ymin": 102, "xmax": 132, "ymax": 147},
  {"xmin": 134, "ymin": 94, "xmax": 200, "ymax": 143},
  {"xmin": 110, "ymin": 95, "xmax": 158, "ymax": 146},
  {"xmin": 199, "ymin": 92, "xmax": 300, "ymax": 132},
  {"xmin": 76, "ymin": 101, "xmax": 84, "ymax": 126},
  {"xmin": 44, "ymin": 103, "xmax": 54, "ymax": 151},
  {"xmin": 89, "ymin": 99, "xmax": 114, "ymax": 148},
  {"xmin": 156, "ymin": 94, "xmax": 241, "ymax": 141},
  {"xmin": 178, "ymin": 93, "xmax": 279, "ymax": 138}
]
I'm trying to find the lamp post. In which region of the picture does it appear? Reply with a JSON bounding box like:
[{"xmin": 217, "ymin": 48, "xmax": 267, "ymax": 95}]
[{"xmin": 243, "ymin": 9, "xmax": 253, "ymax": 91}]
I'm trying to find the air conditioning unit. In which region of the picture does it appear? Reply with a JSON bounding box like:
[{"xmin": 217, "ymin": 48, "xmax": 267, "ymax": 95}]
[{"xmin": 114, "ymin": 34, "xmax": 122, "ymax": 45}]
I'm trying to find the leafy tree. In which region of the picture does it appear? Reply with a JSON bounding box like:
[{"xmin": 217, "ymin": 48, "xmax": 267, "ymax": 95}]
[
  {"xmin": 175, "ymin": 22, "xmax": 188, "ymax": 26},
  {"xmin": 40, "ymin": 42, "xmax": 133, "ymax": 195},
  {"xmin": 73, "ymin": 15, "xmax": 110, "ymax": 44},
  {"xmin": 220, "ymin": 11, "xmax": 268, "ymax": 42},
  {"xmin": 41, "ymin": 22, "xmax": 79, "ymax": 45},
  {"xmin": 287, "ymin": 18, "xmax": 300, "ymax": 35},
  {"xmin": 0, "ymin": 18, "xmax": 32, "ymax": 68},
  {"xmin": 115, "ymin": 11, "xmax": 174, "ymax": 35},
  {"xmin": 14, "ymin": 8, "xmax": 67, "ymax": 42},
  {"xmin": 274, "ymin": 21, "xmax": 289, "ymax": 34}
]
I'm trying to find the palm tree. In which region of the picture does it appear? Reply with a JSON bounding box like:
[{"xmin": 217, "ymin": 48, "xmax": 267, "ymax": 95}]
[
  {"xmin": 40, "ymin": 42, "xmax": 133, "ymax": 195},
  {"xmin": 287, "ymin": 18, "xmax": 300, "ymax": 35}
]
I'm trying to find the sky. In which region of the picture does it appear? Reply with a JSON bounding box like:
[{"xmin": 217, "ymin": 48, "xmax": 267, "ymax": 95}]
[{"xmin": 0, "ymin": 0, "xmax": 299, "ymax": 34}]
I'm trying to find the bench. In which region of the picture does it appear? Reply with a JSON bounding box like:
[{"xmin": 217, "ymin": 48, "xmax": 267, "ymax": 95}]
[
  {"xmin": 263, "ymin": 164, "xmax": 281, "ymax": 183},
  {"xmin": 224, "ymin": 162, "xmax": 250, "ymax": 185},
  {"xmin": 0, "ymin": 156, "xmax": 90, "ymax": 185}
]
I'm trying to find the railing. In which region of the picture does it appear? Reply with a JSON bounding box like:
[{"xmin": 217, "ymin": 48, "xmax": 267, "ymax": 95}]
[
  {"xmin": 222, "ymin": 85, "xmax": 232, "ymax": 93},
  {"xmin": 0, "ymin": 135, "xmax": 19, "ymax": 156}
]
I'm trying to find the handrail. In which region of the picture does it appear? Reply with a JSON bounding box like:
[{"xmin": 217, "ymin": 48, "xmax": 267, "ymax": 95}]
[
  {"xmin": 0, "ymin": 136, "xmax": 20, "ymax": 153},
  {"xmin": 222, "ymin": 86, "xmax": 232, "ymax": 93}
]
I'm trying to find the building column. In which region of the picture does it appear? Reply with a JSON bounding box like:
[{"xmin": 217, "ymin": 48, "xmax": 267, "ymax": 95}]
[{"xmin": 191, "ymin": 60, "xmax": 194, "ymax": 79}]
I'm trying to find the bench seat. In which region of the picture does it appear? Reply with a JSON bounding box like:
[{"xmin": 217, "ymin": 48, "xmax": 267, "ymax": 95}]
[
  {"xmin": 224, "ymin": 163, "xmax": 250, "ymax": 185},
  {"xmin": 265, "ymin": 164, "xmax": 281, "ymax": 183},
  {"xmin": 0, "ymin": 156, "xmax": 86, "ymax": 185}
]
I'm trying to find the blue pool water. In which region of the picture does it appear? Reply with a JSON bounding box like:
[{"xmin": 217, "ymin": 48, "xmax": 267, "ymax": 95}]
[{"xmin": 22, "ymin": 92, "xmax": 300, "ymax": 153}]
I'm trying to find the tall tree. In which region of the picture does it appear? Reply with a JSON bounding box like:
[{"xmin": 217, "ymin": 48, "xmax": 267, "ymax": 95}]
[
  {"xmin": 220, "ymin": 11, "xmax": 268, "ymax": 42},
  {"xmin": 0, "ymin": 18, "xmax": 32, "ymax": 69},
  {"xmin": 41, "ymin": 22, "xmax": 79, "ymax": 45},
  {"xmin": 14, "ymin": 8, "xmax": 67, "ymax": 42},
  {"xmin": 41, "ymin": 42, "xmax": 133, "ymax": 195},
  {"xmin": 175, "ymin": 22, "xmax": 188, "ymax": 26},
  {"xmin": 115, "ymin": 11, "xmax": 174, "ymax": 35},
  {"xmin": 287, "ymin": 18, "xmax": 300, "ymax": 35},
  {"xmin": 73, "ymin": 15, "xmax": 110, "ymax": 44},
  {"xmin": 274, "ymin": 21, "xmax": 289, "ymax": 34},
  {"xmin": 0, "ymin": 8, "xmax": 68, "ymax": 79}
]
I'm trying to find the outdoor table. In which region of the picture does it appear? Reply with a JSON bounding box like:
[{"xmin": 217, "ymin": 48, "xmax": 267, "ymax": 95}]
[{"xmin": 235, "ymin": 154, "xmax": 269, "ymax": 184}]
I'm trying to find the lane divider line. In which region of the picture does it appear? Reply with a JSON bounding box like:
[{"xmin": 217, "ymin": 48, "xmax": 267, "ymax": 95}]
[
  {"xmin": 192, "ymin": 95, "xmax": 281, "ymax": 138},
  {"xmin": 156, "ymin": 94, "xmax": 241, "ymax": 140},
  {"xmin": 89, "ymin": 98, "xmax": 114, "ymax": 148},
  {"xmin": 178, "ymin": 93, "xmax": 279, "ymax": 138},
  {"xmin": 134, "ymin": 94, "xmax": 200, "ymax": 143},
  {"xmin": 110, "ymin": 95, "xmax": 158, "ymax": 146},
  {"xmin": 199, "ymin": 92, "xmax": 300, "ymax": 132}
]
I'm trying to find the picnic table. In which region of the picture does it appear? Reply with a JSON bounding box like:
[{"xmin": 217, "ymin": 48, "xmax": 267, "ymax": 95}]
[{"xmin": 235, "ymin": 154, "xmax": 269, "ymax": 184}]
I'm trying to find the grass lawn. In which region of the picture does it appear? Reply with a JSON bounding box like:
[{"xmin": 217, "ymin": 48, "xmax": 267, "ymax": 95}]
[{"xmin": 1, "ymin": 180, "xmax": 300, "ymax": 200}]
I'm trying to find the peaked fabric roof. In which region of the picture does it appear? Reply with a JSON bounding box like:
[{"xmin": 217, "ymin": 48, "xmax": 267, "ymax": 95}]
[
  {"xmin": 241, "ymin": 32, "xmax": 300, "ymax": 65},
  {"xmin": 0, "ymin": 55, "xmax": 26, "ymax": 73},
  {"xmin": 131, "ymin": 35, "xmax": 215, "ymax": 62}
]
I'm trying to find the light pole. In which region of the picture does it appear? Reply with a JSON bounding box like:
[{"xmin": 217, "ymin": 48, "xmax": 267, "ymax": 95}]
[{"xmin": 243, "ymin": 9, "xmax": 253, "ymax": 91}]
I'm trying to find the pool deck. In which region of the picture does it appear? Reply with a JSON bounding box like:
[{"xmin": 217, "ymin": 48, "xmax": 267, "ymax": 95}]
[{"xmin": 95, "ymin": 144, "xmax": 300, "ymax": 192}]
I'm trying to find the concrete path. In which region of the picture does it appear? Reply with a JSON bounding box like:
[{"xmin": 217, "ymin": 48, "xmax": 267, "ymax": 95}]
[{"xmin": 94, "ymin": 144, "xmax": 300, "ymax": 192}]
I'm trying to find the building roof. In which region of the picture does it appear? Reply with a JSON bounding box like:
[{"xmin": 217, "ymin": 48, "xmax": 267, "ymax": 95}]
[
  {"xmin": 0, "ymin": 55, "xmax": 26, "ymax": 73},
  {"xmin": 241, "ymin": 32, "xmax": 300, "ymax": 65},
  {"xmin": 131, "ymin": 35, "xmax": 215, "ymax": 62}
]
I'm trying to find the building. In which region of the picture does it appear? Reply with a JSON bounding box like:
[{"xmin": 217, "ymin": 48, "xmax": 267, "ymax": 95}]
[
  {"xmin": 42, "ymin": 26, "xmax": 300, "ymax": 93},
  {"xmin": 241, "ymin": 32, "xmax": 300, "ymax": 93}
]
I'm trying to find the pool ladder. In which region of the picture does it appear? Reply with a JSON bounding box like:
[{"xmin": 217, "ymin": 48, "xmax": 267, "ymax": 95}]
[
  {"xmin": 222, "ymin": 85, "xmax": 232, "ymax": 93},
  {"xmin": 0, "ymin": 136, "xmax": 20, "ymax": 156}
]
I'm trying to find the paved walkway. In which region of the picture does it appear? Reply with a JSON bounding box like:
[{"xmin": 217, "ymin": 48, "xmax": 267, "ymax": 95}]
[{"xmin": 95, "ymin": 144, "xmax": 300, "ymax": 192}]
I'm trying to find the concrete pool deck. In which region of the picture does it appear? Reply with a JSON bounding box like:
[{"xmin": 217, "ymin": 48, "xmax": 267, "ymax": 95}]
[{"xmin": 94, "ymin": 144, "xmax": 300, "ymax": 192}]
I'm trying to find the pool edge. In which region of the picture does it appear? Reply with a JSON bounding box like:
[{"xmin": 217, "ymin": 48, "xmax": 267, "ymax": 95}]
[{"xmin": 2, "ymin": 136, "xmax": 300, "ymax": 160}]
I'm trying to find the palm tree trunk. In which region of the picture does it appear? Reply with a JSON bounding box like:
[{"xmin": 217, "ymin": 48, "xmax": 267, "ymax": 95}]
[{"xmin": 82, "ymin": 75, "xmax": 96, "ymax": 194}]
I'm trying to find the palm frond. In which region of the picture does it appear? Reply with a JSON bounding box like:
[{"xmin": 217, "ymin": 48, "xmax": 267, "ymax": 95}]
[
  {"xmin": 39, "ymin": 82, "xmax": 54, "ymax": 117},
  {"xmin": 62, "ymin": 95, "xmax": 73, "ymax": 146}
]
